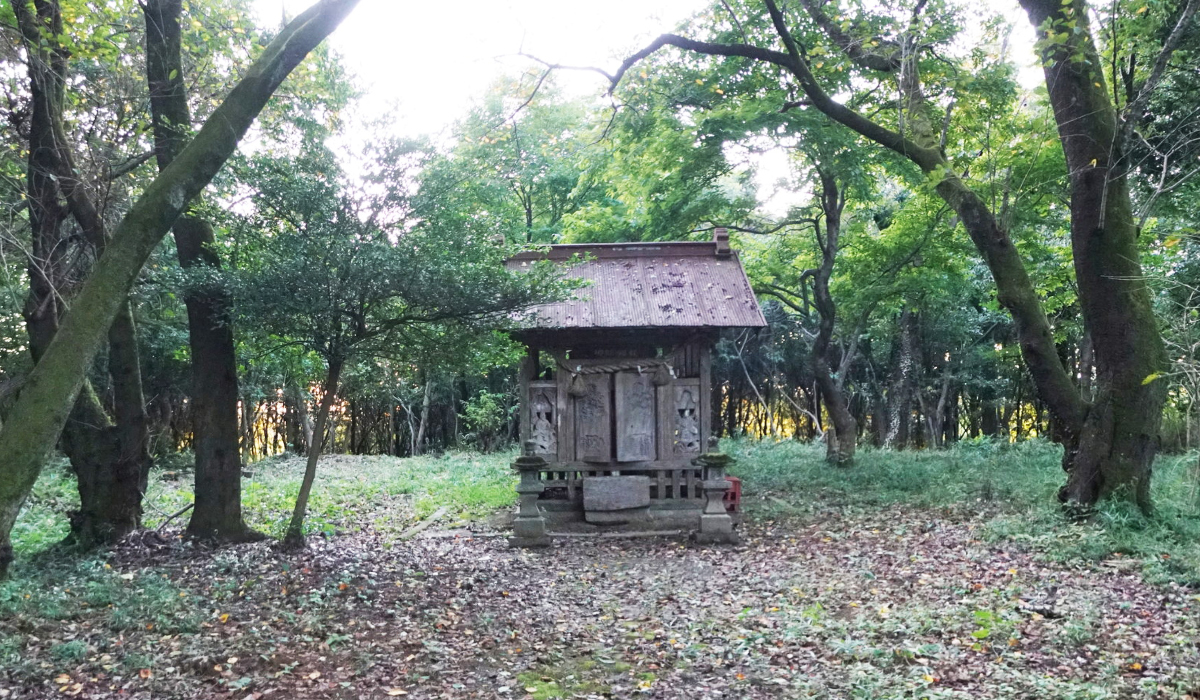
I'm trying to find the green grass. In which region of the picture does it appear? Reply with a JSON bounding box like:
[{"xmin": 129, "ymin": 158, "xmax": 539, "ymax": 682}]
[
  {"xmin": 11, "ymin": 438, "xmax": 1200, "ymax": 588},
  {"xmin": 727, "ymin": 436, "xmax": 1067, "ymax": 509},
  {"xmin": 4, "ymin": 450, "xmax": 516, "ymax": 651},
  {"xmin": 516, "ymin": 656, "xmax": 636, "ymax": 698},
  {"xmin": 11, "ymin": 457, "xmax": 78, "ymax": 556},
  {"xmin": 0, "ymin": 552, "xmax": 201, "ymax": 680},
  {"xmin": 729, "ymin": 437, "xmax": 1200, "ymax": 585},
  {"xmin": 138, "ymin": 450, "xmax": 518, "ymax": 540},
  {"xmin": 12, "ymin": 450, "xmax": 519, "ymax": 558},
  {"xmin": 6, "ymin": 440, "xmax": 1200, "ymax": 698}
]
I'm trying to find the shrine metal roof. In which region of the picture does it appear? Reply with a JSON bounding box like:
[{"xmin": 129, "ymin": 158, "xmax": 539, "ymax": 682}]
[{"xmin": 505, "ymin": 230, "xmax": 767, "ymax": 331}]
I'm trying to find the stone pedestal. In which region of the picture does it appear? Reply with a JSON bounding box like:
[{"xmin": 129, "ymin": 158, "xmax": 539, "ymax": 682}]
[
  {"xmin": 692, "ymin": 445, "xmax": 739, "ymax": 544},
  {"xmin": 583, "ymin": 475, "xmax": 651, "ymax": 525},
  {"xmin": 509, "ymin": 443, "xmax": 552, "ymax": 548}
]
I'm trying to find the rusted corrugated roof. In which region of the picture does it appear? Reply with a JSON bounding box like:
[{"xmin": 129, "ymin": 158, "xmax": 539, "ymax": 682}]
[{"xmin": 506, "ymin": 232, "xmax": 767, "ymax": 331}]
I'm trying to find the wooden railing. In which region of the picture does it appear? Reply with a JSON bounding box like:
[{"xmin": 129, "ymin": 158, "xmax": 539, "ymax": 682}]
[{"xmin": 539, "ymin": 467, "xmax": 706, "ymax": 502}]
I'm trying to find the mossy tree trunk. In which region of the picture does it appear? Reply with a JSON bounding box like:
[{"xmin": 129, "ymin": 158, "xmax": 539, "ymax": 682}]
[
  {"xmin": 1020, "ymin": 0, "xmax": 1168, "ymax": 510},
  {"xmin": 12, "ymin": 0, "xmax": 153, "ymax": 547},
  {"xmin": 809, "ymin": 169, "xmax": 857, "ymax": 465},
  {"xmin": 0, "ymin": 0, "xmax": 362, "ymax": 579},
  {"xmin": 614, "ymin": 0, "xmax": 1177, "ymax": 511},
  {"xmin": 143, "ymin": 0, "xmax": 258, "ymax": 542}
]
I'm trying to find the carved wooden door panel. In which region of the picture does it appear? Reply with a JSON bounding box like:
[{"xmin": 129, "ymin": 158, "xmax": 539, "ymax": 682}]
[
  {"xmin": 528, "ymin": 384, "xmax": 557, "ymax": 456},
  {"xmin": 671, "ymin": 379, "xmax": 702, "ymax": 456},
  {"xmin": 615, "ymin": 371, "xmax": 656, "ymax": 462},
  {"xmin": 574, "ymin": 374, "xmax": 611, "ymax": 463}
]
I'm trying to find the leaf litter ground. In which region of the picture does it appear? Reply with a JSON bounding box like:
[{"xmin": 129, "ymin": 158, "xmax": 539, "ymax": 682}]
[{"xmin": 3, "ymin": 458, "xmax": 1200, "ymax": 698}]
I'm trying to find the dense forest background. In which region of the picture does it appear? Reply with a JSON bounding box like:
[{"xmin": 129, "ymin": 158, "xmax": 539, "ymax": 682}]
[{"xmin": 1, "ymin": 0, "xmax": 1197, "ymax": 548}]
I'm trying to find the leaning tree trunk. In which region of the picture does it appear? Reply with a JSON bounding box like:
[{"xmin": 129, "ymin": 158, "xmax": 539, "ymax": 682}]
[
  {"xmin": 809, "ymin": 169, "xmax": 856, "ymax": 464},
  {"xmin": 144, "ymin": 0, "xmax": 257, "ymax": 541},
  {"xmin": 13, "ymin": 0, "xmax": 152, "ymax": 547},
  {"xmin": 1020, "ymin": 0, "xmax": 1168, "ymax": 511},
  {"xmin": 283, "ymin": 359, "xmax": 343, "ymax": 549},
  {"xmin": 0, "ymin": 0, "xmax": 362, "ymax": 579},
  {"xmin": 616, "ymin": 1, "xmax": 1138, "ymax": 497}
]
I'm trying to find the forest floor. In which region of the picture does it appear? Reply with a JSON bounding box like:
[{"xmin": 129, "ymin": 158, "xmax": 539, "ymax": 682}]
[{"xmin": 3, "ymin": 441, "xmax": 1200, "ymax": 699}]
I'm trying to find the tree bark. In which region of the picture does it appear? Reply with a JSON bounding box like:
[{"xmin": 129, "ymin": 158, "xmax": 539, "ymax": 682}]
[
  {"xmin": 918, "ymin": 362, "xmax": 954, "ymax": 449},
  {"xmin": 295, "ymin": 385, "xmax": 315, "ymax": 454},
  {"xmin": 283, "ymin": 358, "xmax": 343, "ymax": 549},
  {"xmin": 809, "ymin": 170, "xmax": 856, "ymax": 464},
  {"xmin": 1079, "ymin": 331, "xmax": 1094, "ymax": 402},
  {"xmin": 884, "ymin": 309, "xmax": 917, "ymax": 449},
  {"xmin": 414, "ymin": 377, "xmax": 432, "ymax": 455},
  {"xmin": 143, "ymin": 0, "xmax": 256, "ymax": 541},
  {"xmin": 612, "ymin": 0, "xmax": 1170, "ymax": 509},
  {"xmin": 1020, "ymin": 0, "xmax": 1167, "ymax": 511},
  {"xmin": 12, "ymin": 0, "xmax": 153, "ymax": 548},
  {"xmin": 0, "ymin": 0, "xmax": 362, "ymax": 579},
  {"xmin": 981, "ymin": 399, "xmax": 1000, "ymax": 438}
]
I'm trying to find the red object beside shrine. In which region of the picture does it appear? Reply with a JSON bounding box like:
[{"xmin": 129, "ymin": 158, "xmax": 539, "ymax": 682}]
[{"xmin": 724, "ymin": 476, "xmax": 742, "ymax": 512}]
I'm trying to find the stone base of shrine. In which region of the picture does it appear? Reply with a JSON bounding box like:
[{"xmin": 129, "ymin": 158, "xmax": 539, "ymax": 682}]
[{"xmin": 534, "ymin": 500, "xmax": 740, "ymax": 533}]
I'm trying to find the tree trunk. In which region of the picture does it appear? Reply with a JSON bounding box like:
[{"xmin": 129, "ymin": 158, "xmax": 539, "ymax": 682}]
[
  {"xmin": 1021, "ymin": 0, "xmax": 1168, "ymax": 511},
  {"xmin": 919, "ymin": 363, "xmax": 953, "ymax": 449},
  {"xmin": 143, "ymin": 0, "xmax": 255, "ymax": 541},
  {"xmin": 981, "ymin": 399, "xmax": 1000, "ymax": 438},
  {"xmin": 884, "ymin": 309, "xmax": 917, "ymax": 449},
  {"xmin": 181, "ymin": 272, "xmax": 251, "ymax": 539},
  {"xmin": 414, "ymin": 377, "xmax": 432, "ymax": 455},
  {"xmin": 0, "ymin": 0, "xmax": 362, "ymax": 579},
  {"xmin": 809, "ymin": 169, "xmax": 856, "ymax": 464},
  {"xmin": 1079, "ymin": 331, "xmax": 1095, "ymax": 402},
  {"xmin": 615, "ymin": 1, "xmax": 1170, "ymax": 504},
  {"xmin": 283, "ymin": 359, "xmax": 343, "ymax": 549},
  {"xmin": 943, "ymin": 387, "xmax": 959, "ymax": 445},
  {"xmin": 291, "ymin": 383, "xmax": 315, "ymax": 455},
  {"xmin": 872, "ymin": 390, "xmax": 888, "ymax": 446},
  {"xmin": 12, "ymin": 0, "xmax": 152, "ymax": 548}
]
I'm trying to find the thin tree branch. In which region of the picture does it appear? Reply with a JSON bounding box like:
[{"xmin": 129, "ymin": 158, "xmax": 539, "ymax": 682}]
[
  {"xmin": 796, "ymin": 0, "xmax": 902, "ymax": 72},
  {"xmin": 1121, "ymin": 0, "xmax": 1200, "ymax": 147}
]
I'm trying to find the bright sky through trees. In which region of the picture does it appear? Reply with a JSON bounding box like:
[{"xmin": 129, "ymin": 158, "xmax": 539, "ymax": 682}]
[
  {"xmin": 249, "ymin": 0, "xmax": 1039, "ymax": 216},
  {"xmin": 251, "ymin": 0, "xmax": 699, "ymax": 138}
]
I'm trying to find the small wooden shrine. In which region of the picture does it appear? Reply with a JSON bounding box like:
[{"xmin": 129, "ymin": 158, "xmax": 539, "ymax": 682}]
[{"xmin": 504, "ymin": 229, "xmax": 766, "ymax": 545}]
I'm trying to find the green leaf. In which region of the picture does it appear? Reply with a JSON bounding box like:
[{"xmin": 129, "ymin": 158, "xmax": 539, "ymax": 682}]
[
  {"xmin": 1142, "ymin": 372, "xmax": 1162, "ymax": 385},
  {"xmin": 972, "ymin": 628, "xmax": 991, "ymax": 639},
  {"xmin": 168, "ymin": 69, "xmax": 178, "ymax": 81}
]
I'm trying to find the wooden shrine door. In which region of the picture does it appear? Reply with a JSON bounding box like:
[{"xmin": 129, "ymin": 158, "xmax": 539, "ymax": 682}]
[
  {"xmin": 571, "ymin": 368, "xmax": 659, "ymax": 464},
  {"xmin": 574, "ymin": 373, "xmax": 612, "ymax": 463},
  {"xmin": 523, "ymin": 344, "xmax": 711, "ymax": 466},
  {"xmin": 614, "ymin": 371, "xmax": 656, "ymax": 462}
]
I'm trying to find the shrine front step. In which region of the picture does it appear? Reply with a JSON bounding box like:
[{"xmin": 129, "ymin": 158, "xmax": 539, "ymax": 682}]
[{"xmin": 582, "ymin": 475, "xmax": 649, "ymax": 525}]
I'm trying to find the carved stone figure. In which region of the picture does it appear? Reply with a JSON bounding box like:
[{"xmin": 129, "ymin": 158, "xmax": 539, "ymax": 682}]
[
  {"xmin": 674, "ymin": 387, "xmax": 701, "ymax": 454},
  {"xmin": 530, "ymin": 388, "xmax": 556, "ymax": 455}
]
